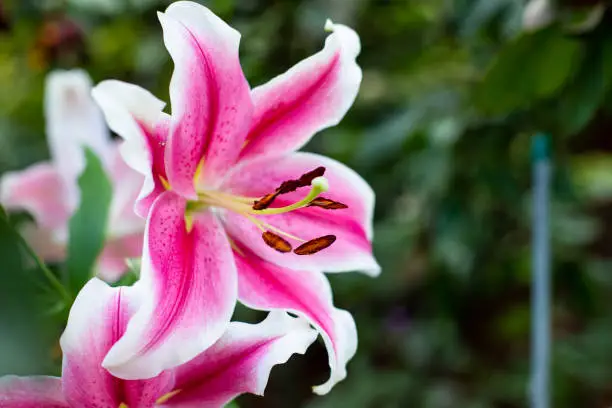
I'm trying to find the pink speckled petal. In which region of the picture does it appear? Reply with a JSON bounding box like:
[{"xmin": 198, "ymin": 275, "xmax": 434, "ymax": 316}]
[
  {"xmin": 92, "ymin": 80, "xmax": 170, "ymax": 218},
  {"xmin": 103, "ymin": 191, "xmax": 237, "ymax": 380},
  {"xmin": 0, "ymin": 376, "xmax": 67, "ymax": 408},
  {"xmin": 161, "ymin": 312, "xmax": 316, "ymax": 407},
  {"xmin": 235, "ymin": 248, "xmax": 356, "ymax": 394},
  {"xmin": 240, "ymin": 20, "xmax": 361, "ymax": 161},
  {"xmin": 222, "ymin": 152, "xmax": 379, "ymax": 276},
  {"xmin": 158, "ymin": 1, "xmax": 252, "ymax": 196},
  {"xmin": 60, "ymin": 278, "xmax": 174, "ymax": 407}
]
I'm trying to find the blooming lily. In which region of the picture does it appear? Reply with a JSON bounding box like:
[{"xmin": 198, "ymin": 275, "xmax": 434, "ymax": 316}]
[
  {"xmin": 93, "ymin": 1, "xmax": 379, "ymax": 393},
  {"xmin": 0, "ymin": 69, "xmax": 145, "ymax": 281},
  {"xmin": 0, "ymin": 278, "xmax": 316, "ymax": 407}
]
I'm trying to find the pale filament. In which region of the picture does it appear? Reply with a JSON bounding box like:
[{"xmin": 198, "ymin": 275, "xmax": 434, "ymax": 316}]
[
  {"xmin": 192, "ymin": 177, "xmax": 329, "ymax": 243},
  {"xmin": 202, "ymin": 189, "xmax": 257, "ymax": 204},
  {"xmin": 198, "ymin": 176, "xmax": 329, "ymax": 216},
  {"xmin": 243, "ymin": 213, "xmax": 306, "ymax": 242}
]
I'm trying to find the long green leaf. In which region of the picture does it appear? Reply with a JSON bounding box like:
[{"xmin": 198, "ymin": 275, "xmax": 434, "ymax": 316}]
[
  {"xmin": 0, "ymin": 207, "xmax": 60, "ymax": 375},
  {"xmin": 66, "ymin": 149, "xmax": 112, "ymax": 294}
]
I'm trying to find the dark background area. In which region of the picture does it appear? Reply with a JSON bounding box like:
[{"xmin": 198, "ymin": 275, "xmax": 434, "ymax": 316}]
[{"xmin": 2, "ymin": 0, "xmax": 612, "ymax": 407}]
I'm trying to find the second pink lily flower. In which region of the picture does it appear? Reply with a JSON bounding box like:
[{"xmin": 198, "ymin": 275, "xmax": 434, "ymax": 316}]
[
  {"xmin": 93, "ymin": 0, "xmax": 379, "ymax": 394},
  {"xmin": 1, "ymin": 70, "xmax": 145, "ymax": 282}
]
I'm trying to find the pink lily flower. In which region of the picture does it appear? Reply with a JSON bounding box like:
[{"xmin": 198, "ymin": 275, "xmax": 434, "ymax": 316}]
[
  {"xmin": 0, "ymin": 69, "xmax": 145, "ymax": 282},
  {"xmin": 0, "ymin": 278, "xmax": 316, "ymax": 407},
  {"xmin": 92, "ymin": 1, "xmax": 379, "ymax": 393}
]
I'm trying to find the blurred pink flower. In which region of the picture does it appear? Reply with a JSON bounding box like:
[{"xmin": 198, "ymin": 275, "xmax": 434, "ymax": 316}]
[
  {"xmin": 0, "ymin": 69, "xmax": 145, "ymax": 282},
  {"xmin": 0, "ymin": 278, "xmax": 316, "ymax": 408},
  {"xmin": 93, "ymin": 1, "xmax": 379, "ymax": 393}
]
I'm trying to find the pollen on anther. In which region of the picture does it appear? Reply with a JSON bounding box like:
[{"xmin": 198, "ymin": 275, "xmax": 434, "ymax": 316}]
[
  {"xmin": 262, "ymin": 231, "xmax": 292, "ymax": 253},
  {"xmin": 294, "ymin": 235, "xmax": 336, "ymax": 255},
  {"xmin": 277, "ymin": 166, "xmax": 326, "ymax": 195},
  {"xmin": 253, "ymin": 192, "xmax": 278, "ymax": 210},
  {"xmin": 252, "ymin": 166, "xmax": 328, "ymax": 210},
  {"xmin": 299, "ymin": 167, "xmax": 326, "ymax": 185},
  {"xmin": 308, "ymin": 197, "xmax": 348, "ymax": 210}
]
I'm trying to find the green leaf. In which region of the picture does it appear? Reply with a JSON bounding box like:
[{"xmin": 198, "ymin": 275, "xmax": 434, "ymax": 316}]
[
  {"xmin": 557, "ymin": 44, "xmax": 607, "ymax": 136},
  {"xmin": 475, "ymin": 27, "xmax": 584, "ymax": 114},
  {"xmin": 0, "ymin": 207, "xmax": 60, "ymax": 375},
  {"xmin": 66, "ymin": 149, "xmax": 112, "ymax": 294}
]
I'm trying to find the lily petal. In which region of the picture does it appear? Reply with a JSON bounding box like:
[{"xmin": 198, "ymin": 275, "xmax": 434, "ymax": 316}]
[
  {"xmin": 161, "ymin": 311, "xmax": 317, "ymax": 407},
  {"xmin": 92, "ymin": 80, "xmax": 170, "ymax": 218},
  {"xmin": 61, "ymin": 278, "xmax": 130, "ymax": 406},
  {"xmin": 158, "ymin": 1, "xmax": 253, "ymax": 196},
  {"xmin": 235, "ymin": 247, "xmax": 357, "ymax": 395},
  {"xmin": 107, "ymin": 140, "xmax": 146, "ymax": 237},
  {"xmin": 93, "ymin": 141, "xmax": 146, "ymax": 282},
  {"xmin": 103, "ymin": 191, "xmax": 237, "ymax": 379},
  {"xmin": 0, "ymin": 376, "xmax": 67, "ymax": 408},
  {"xmin": 222, "ymin": 152, "xmax": 380, "ymax": 276},
  {"xmin": 96, "ymin": 232, "xmax": 143, "ymax": 283},
  {"xmin": 19, "ymin": 223, "xmax": 66, "ymax": 263},
  {"xmin": 0, "ymin": 162, "xmax": 70, "ymax": 231},
  {"xmin": 240, "ymin": 20, "xmax": 361, "ymax": 161},
  {"xmin": 46, "ymin": 69, "xmax": 112, "ymax": 211},
  {"xmin": 60, "ymin": 278, "xmax": 174, "ymax": 407}
]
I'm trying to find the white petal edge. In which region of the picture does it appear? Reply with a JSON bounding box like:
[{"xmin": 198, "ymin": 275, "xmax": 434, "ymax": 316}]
[
  {"xmin": 92, "ymin": 80, "xmax": 168, "ymax": 213},
  {"xmin": 230, "ymin": 311, "xmax": 318, "ymax": 396},
  {"xmin": 45, "ymin": 69, "xmax": 111, "ymax": 210}
]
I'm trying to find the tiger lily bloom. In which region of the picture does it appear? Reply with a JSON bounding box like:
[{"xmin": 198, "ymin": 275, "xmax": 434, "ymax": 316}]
[
  {"xmin": 0, "ymin": 69, "xmax": 145, "ymax": 281},
  {"xmin": 0, "ymin": 278, "xmax": 316, "ymax": 407},
  {"xmin": 93, "ymin": 0, "xmax": 379, "ymax": 394}
]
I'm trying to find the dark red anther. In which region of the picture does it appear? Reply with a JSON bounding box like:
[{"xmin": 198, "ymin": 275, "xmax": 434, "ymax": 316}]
[
  {"xmin": 294, "ymin": 235, "xmax": 336, "ymax": 255},
  {"xmin": 262, "ymin": 231, "xmax": 292, "ymax": 253},
  {"xmin": 308, "ymin": 197, "xmax": 348, "ymax": 210},
  {"xmin": 252, "ymin": 166, "xmax": 327, "ymax": 210}
]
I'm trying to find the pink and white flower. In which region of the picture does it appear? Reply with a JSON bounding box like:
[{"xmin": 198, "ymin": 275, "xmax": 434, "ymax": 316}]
[
  {"xmin": 93, "ymin": 0, "xmax": 379, "ymax": 393},
  {"xmin": 0, "ymin": 69, "xmax": 145, "ymax": 282},
  {"xmin": 0, "ymin": 278, "xmax": 316, "ymax": 408}
]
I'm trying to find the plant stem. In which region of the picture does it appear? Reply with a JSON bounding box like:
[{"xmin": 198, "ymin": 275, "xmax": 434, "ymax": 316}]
[{"xmin": 531, "ymin": 133, "xmax": 551, "ymax": 408}]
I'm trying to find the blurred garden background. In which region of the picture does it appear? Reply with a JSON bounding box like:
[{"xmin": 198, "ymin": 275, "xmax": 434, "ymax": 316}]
[{"xmin": 2, "ymin": 0, "xmax": 612, "ymax": 406}]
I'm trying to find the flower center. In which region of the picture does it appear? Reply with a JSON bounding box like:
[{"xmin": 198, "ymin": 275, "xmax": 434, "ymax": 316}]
[{"xmin": 185, "ymin": 167, "xmax": 347, "ymax": 255}]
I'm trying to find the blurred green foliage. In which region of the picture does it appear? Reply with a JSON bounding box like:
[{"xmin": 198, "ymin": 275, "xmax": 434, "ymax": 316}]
[
  {"xmin": 66, "ymin": 148, "xmax": 112, "ymax": 294},
  {"xmin": 2, "ymin": 0, "xmax": 612, "ymax": 407}
]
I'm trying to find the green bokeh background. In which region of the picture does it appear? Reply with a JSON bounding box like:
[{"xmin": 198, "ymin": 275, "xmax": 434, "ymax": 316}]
[{"xmin": 2, "ymin": 0, "xmax": 612, "ymax": 407}]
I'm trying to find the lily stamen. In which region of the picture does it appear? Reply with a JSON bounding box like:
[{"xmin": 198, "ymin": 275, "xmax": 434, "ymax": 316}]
[
  {"xmin": 250, "ymin": 177, "xmax": 329, "ymax": 216},
  {"xmin": 262, "ymin": 231, "xmax": 292, "ymax": 253},
  {"xmin": 191, "ymin": 176, "xmax": 338, "ymax": 255},
  {"xmin": 199, "ymin": 190, "xmax": 257, "ymax": 204},
  {"xmin": 243, "ymin": 213, "xmax": 306, "ymax": 242},
  {"xmin": 294, "ymin": 235, "xmax": 337, "ymax": 255},
  {"xmin": 252, "ymin": 167, "xmax": 326, "ymax": 210},
  {"xmin": 308, "ymin": 196, "xmax": 348, "ymax": 210}
]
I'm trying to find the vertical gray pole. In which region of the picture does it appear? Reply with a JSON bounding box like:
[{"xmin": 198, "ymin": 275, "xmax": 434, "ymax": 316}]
[{"xmin": 530, "ymin": 133, "xmax": 551, "ymax": 408}]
